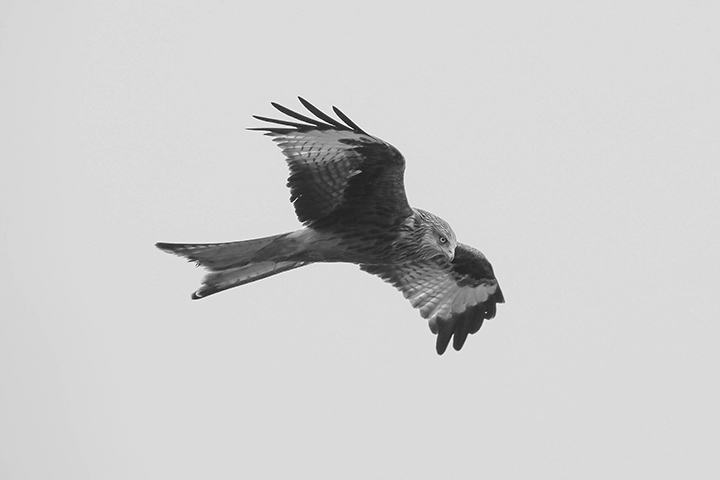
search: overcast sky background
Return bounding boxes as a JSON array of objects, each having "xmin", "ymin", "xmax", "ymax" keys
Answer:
[{"xmin": 2, "ymin": 2, "xmax": 719, "ymax": 479}]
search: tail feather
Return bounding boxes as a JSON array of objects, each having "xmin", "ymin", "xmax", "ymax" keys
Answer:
[
  {"xmin": 156, "ymin": 232, "xmax": 310, "ymax": 298},
  {"xmin": 192, "ymin": 260, "xmax": 308, "ymax": 299},
  {"xmin": 156, "ymin": 233, "xmax": 291, "ymax": 271}
]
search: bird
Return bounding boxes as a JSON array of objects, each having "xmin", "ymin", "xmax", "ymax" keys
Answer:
[{"xmin": 156, "ymin": 97, "xmax": 504, "ymax": 354}]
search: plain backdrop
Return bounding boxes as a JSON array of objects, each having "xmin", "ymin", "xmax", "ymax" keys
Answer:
[{"xmin": 2, "ymin": 1, "xmax": 719, "ymax": 479}]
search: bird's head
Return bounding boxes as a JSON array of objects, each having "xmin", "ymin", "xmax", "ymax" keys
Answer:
[
  {"xmin": 434, "ymin": 222, "xmax": 457, "ymax": 262},
  {"xmin": 415, "ymin": 208, "xmax": 457, "ymax": 262}
]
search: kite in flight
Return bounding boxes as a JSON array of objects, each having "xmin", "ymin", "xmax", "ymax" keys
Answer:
[{"xmin": 156, "ymin": 98, "xmax": 504, "ymax": 354}]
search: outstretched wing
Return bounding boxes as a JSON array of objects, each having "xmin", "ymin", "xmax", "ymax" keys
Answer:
[
  {"xmin": 361, "ymin": 243, "xmax": 504, "ymax": 355},
  {"xmin": 250, "ymin": 97, "xmax": 413, "ymax": 229}
]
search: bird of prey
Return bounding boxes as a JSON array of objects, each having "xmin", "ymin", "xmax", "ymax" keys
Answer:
[{"xmin": 156, "ymin": 98, "xmax": 504, "ymax": 354}]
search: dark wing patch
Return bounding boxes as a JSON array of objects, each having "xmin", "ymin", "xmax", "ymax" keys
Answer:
[
  {"xmin": 361, "ymin": 243, "xmax": 504, "ymax": 355},
  {"xmin": 250, "ymin": 98, "xmax": 413, "ymax": 228}
]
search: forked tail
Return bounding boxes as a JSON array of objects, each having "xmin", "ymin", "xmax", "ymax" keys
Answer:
[{"xmin": 156, "ymin": 233, "xmax": 309, "ymax": 298}]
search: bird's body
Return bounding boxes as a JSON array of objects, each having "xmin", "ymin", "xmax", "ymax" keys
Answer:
[{"xmin": 157, "ymin": 98, "xmax": 504, "ymax": 354}]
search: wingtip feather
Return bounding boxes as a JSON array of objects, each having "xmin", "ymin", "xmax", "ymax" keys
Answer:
[
  {"xmin": 436, "ymin": 329, "xmax": 452, "ymax": 355},
  {"xmin": 332, "ymin": 106, "xmax": 366, "ymax": 134}
]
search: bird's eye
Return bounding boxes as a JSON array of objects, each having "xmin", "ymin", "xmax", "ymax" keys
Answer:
[{"xmin": 439, "ymin": 236, "xmax": 447, "ymax": 244}]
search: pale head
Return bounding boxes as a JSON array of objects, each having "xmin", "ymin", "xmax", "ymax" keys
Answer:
[{"xmin": 414, "ymin": 208, "xmax": 458, "ymax": 261}]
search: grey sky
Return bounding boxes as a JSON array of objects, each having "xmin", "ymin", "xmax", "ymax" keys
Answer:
[{"xmin": 2, "ymin": 1, "xmax": 719, "ymax": 478}]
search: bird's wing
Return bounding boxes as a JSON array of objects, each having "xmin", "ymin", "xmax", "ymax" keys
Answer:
[
  {"xmin": 360, "ymin": 243, "xmax": 504, "ymax": 355},
  {"xmin": 250, "ymin": 97, "xmax": 413, "ymax": 228}
]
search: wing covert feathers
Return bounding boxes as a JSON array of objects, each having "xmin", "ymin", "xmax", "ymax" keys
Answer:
[
  {"xmin": 361, "ymin": 243, "xmax": 504, "ymax": 355},
  {"xmin": 251, "ymin": 97, "xmax": 412, "ymax": 227}
]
